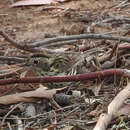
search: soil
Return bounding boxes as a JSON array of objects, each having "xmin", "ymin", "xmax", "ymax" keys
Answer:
[{"xmin": 0, "ymin": 0, "xmax": 117, "ymax": 41}]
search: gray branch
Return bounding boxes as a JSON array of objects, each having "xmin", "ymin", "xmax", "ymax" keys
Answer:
[{"xmin": 27, "ymin": 33, "xmax": 130, "ymax": 48}]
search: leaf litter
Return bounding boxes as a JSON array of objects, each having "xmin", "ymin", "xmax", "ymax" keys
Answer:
[{"xmin": 0, "ymin": 0, "xmax": 130, "ymax": 129}]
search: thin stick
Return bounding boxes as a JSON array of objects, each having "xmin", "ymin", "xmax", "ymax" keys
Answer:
[{"xmin": 0, "ymin": 56, "xmax": 25, "ymax": 63}]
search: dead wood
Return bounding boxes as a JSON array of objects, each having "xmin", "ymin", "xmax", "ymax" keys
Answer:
[
  {"xmin": 0, "ymin": 69, "xmax": 128, "ymax": 85},
  {"xmin": 0, "ymin": 86, "xmax": 67, "ymax": 109}
]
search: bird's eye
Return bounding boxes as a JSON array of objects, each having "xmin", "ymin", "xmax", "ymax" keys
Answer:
[{"xmin": 34, "ymin": 59, "xmax": 39, "ymax": 64}]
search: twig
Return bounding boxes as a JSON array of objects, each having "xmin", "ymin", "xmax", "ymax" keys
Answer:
[
  {"xmin": 0, "ymin": 69, "xmax": 129, "ymax": 85},
  {"xmin": 95, "ymin": 15, "xmax": 130, "ymax": 25},
  {"xmin": 114, "ymin": 0, "xmax": 128, "ymax": 8},
  {"xmin": 79, "ymin": 40, "xmax": 106, "ymax": 52},
  {"xmin": 50, "ymin": 98, "xmax": 61, "ymax": 110},
  {"xmin": 0, "ymin": 56, "xmax": 25, "ymax": 63},
  {"xmin": 109, "ymin": 42, "xmax": 118, "ymax": 60},
  {"xmin": 43, "ymin": 40, "xmax": 78, "ymax": 47}
]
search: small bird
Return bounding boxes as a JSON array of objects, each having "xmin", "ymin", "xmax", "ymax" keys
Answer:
[{"xmin": 25, "ymin": 52, "xmax": 88, "ymax": 76}]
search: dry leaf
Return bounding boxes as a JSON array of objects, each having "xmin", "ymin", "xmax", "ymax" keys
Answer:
[
  {"xmin": 11, "ymin": 0, "xmax": 57, "ymax": 7},
  {"xmin": 0, "ymin": 86, "xmax": 67, "ymax": 105},
  {"xmin": 11, "ymin": 0, "xmax": 70, "ymax": 7}
]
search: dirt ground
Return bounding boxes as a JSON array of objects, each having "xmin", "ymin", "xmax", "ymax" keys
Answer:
[
  {"xmin": 0, "ymin": 0, "xmax": 130, "ymax": 129},
  {"xmin": 0, "ymin": 0, "xmax": 117, "ymax": 41}
]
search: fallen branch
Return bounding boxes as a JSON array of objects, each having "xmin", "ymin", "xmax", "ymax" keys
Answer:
[
  {"xmin": 1, "ymin": 31, "xmax": 130, "ymax": 50},
  {"xmin": 0, "ymin": 87, "xmax": 67, "ymax": 109},
  {"xmin": 27, "ymin": 33, "xmax": 130, "ymax": 48},
  {"xmin": 0, "ymin": 69, "xmax": 129, "ymax": 85}
]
